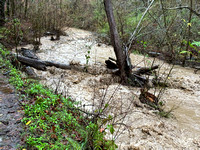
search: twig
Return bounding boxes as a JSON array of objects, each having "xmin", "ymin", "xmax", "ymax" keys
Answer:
[
  {"xmin": 126, "ymin": 0, "xmax": 155, "ymax": 51},
  {"xmin": 54, "ymin": 74, "xmax": 64, "ymax": 94},
  {"xmin": 157, "ymin": 64, "xmax": 174, "ymax": 100},
  {"xmin": 165, "ymin": 6, "xmax": 200, "ymax": 17}
]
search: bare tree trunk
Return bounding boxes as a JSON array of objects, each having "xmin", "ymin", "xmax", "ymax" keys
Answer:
[
  {"xmin": 24, "ymin": 0, "xmax": 28, "ymax": 18},
  {"xmin": 104, "ymin": 0, "xmax": 130, "ymax": 83},
  {"xmin": 6, "ymin": 0, "xmax": 10, "ymax": 17},
  {"xmin": 0, "ymin": 0, "xmax": 6, "ymax": 26},
  {"xmin": 10, "ymin": 0, "xmax": 15, "ymax": 17}
]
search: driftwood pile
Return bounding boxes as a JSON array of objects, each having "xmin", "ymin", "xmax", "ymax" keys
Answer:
[
  {"xmin": 105, "ymin": 57, "xmax": 161, "ymax": 105},
  {"xmin": 105, "ymin": 57, "xmax": 159, "ymax": 87},
  {"xmin": 13, "ymin": 48, "xmax": 159, "ymax": 88}
]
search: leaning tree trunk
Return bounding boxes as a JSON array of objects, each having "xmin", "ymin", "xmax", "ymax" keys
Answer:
[
  {"xmin": 0, "ymin": 0, "xmax": 6, "ymax": 26},
  {"xmin": 104, "ymin": 0, "xmax": 131, "ymax": 83}
]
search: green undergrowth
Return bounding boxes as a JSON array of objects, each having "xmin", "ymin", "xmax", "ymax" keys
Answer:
[{"xmin": 0, "ymin": 44, "xmax": 117, "ymax": 150}]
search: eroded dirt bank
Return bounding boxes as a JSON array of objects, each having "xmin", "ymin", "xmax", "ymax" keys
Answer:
[{"xmin": 22, "ymin": 28, "xmax": 200, "ymax": 149}]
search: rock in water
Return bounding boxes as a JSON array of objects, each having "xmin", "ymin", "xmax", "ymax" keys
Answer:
[
  {"xmin": 20, "ymin": 48, "xmax": 39, "ymax": 59},
  {"xmin": 105, "ymin": 60, "xmax": 118, "ymax": 69}
]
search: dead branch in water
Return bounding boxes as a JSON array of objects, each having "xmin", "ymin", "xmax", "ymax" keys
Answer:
[
  {"xmin": 17, "ymin": 55, "xmax": 47, "ymax": 71},
  {"xmin": 11, "ymin": 54, "xmax": 84, "ymax": 71},
  {"xmin": 106, "ymin": 58, "xmax": 159, "ymax": 75},
  {"xmin": 133, "ymin": 65, "xmax": 159, "ymax": 75}
]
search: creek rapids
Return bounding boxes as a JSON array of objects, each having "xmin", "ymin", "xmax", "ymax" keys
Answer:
[{"xmin": 21, "ymin": 28, "xmax": 200, "ymax": 149}]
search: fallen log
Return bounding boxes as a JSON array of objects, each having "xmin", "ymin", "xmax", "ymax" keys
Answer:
[
  {"xmin": 13, "ymin": 48, "xmax": 71, "ymax": 70},
  {"xmin": 15, "ymin": 55, "xmax": 82, "ymax": 71},
  {"xmin": 133, "ymin": 65, "xmax": 159, "ymax": 75},
  {"xmin": 17, "ymin": 55, "xmax": 47, "ymax": 71},
  {"xmin": 45, "ymin": 61, "xmax": 71, "ymax": 69}
]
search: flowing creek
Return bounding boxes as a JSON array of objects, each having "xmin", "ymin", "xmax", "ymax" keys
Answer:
[{"xmin": 22, "ymin": 28, "xmax": 200, "ymax": 149}]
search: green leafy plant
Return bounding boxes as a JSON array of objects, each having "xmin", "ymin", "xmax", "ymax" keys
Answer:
[
  {"xmin": 141, "ymin": 41, "xmax": 147, "ymax": 49},
  {"xmin": 192, "ymin": 41, "xmax": 200, "ymax": 57},
  {"xmin": 180, "ymin": 40, "xmax": 200, "ymax": 60},
  {"xmin": 192, "ymin": 41, "xmax": 200, "ymax": 47},
  {"xmin": 84, "ymin": 49, "xmax": 91, "ymax": 72}
]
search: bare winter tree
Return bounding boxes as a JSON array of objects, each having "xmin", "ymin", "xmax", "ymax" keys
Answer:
[
  {"xmin": 104, "ymin": 0, "xmax": 131, "ymax": 83},
  {"xmin": 0, "ymin": 0, "xmax": 6, "ymax": 26}
]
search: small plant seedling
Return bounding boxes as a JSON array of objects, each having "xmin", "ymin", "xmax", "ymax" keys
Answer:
[{"xmin": 84, "ymin": 50, "xmax": 91, "ymax": 72}]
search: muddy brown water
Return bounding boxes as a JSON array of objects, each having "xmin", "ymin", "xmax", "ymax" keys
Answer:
[{"xmin": 21, "ymin": 28, "xmax": 200, "ymax": 149}]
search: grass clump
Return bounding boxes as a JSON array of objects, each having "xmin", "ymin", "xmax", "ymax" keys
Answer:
[{"xmin": 0, "ymin": 44, "xmax": 117, "ymax": 150}]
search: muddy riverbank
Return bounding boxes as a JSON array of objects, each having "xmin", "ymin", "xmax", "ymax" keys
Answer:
[{"xmin": 21, "ymin": 28, "xmax": 200, "ymax": 149}]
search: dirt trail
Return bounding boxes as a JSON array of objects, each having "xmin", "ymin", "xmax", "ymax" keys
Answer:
[
  {"xmin": 0, "ymin": 73, "xmax": 23, "ymax": 150},
  {"xmin": 23, "ymin": 28, "xmax": 200, "ymax": 149}
]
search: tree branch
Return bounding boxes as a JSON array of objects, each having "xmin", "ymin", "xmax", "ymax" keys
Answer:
[
  {"xmin": 104, "ymin": 0, "xmax": 130, "ymax": 82},
  {"xmin": 165, "ymin": 6, "xmax": 200, "ymax": 17},
  {"xmin": 126, "ymin": 0, "xmax": 155, "ymax": 51}
]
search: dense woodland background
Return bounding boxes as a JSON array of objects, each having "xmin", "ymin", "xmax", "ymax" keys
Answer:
[{"xmin": 0, "ymin": 0, "xmax": 200, "ymax": 64}]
